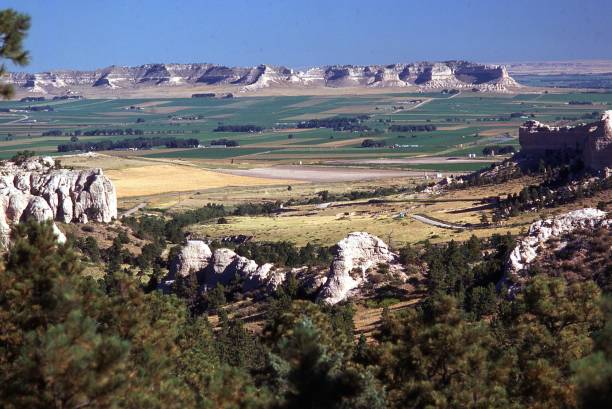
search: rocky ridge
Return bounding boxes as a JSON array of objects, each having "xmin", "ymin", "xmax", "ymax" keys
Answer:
[
  {"xmin": 169, "ymin": 240, "xmax": 284, "ymax": 292},
  {"xmin": 8, "ymin": 61, "xmax": 518, "ymax": 95},
  {"xmin": 0, "ymin": 156, "xmax": 117, "ymax": 247},
  {"xmin": 169, "ymin": 232, "xmax": 406, "ymax": 303},
  {"xmin": 506, "ymin": 208, "xmax": 610, "ymax": 284}
]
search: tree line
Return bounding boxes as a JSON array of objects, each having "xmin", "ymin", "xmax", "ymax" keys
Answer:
[
  {"xmin": 297, "ymin": 116, "xmax": 371, "ymax": 132},
  {"xmin": 0, "ymin": 105, "xmax": 54, "ymax": 112},
  {"xmin": 213, "ymin": 124, "xmax": 263, "ymax": 132},
  {"xmin": 388, "ymin": 124, "xmax": 437, "ymax": 132},
  {"xmin": 481, "ymin": 145, "xmax": 516, "ymax": 155},
  {"xmin": 210, "ymin": 138, "xmax": 240, "ymax": 147},
  {"xmin": 361, "ymin": 138, "xmax": 386, "ymax": 148},
  {"xmin": 57, "ymin": 136, "xmax": 200, "ymax": 152}
]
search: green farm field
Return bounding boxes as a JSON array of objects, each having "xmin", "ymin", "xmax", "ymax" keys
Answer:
[{"xmin": 0, "ymin": 90, "xmax": 610, "ymax": 168}]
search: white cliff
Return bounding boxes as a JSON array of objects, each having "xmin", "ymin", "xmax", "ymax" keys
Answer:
[
  {"xmin": 170, "ymin": 232, "xmax": 405, "ymax": 302},
  {"xmin": 170, "ymin": 240, "xmax": 212, "ymax": 278},
  {"xmin": 8, "ymin": 61, "xmax": 519, "ymax": 96},
  {"xmin": 0, "ymin": 156, "xmax": 117, "ymax": 247}
]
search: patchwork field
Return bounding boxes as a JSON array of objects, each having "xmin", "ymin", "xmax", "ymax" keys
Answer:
[{"xmin": 1, "ymin": 90, "xmax": 609, "ymax": 168}]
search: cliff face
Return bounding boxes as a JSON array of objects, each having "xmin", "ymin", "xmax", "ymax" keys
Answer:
[
  {"xmin": 0, "ymin": 157, "xmax": 117, "ymax": 247},
  {"xmin": 519, "ymin": 110, "xmax": 612, "ymax": 171},
  {"xmin": 8, "ymin": 61, "xmax": 518, "ymax": 95}
]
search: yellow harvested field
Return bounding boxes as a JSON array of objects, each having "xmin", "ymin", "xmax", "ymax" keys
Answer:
[{"xmin": 106, "ymin": 164, "xmax": 298, "ymax": 197}]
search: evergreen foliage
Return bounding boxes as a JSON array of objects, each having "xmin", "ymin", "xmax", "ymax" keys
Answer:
[{"xmin": 0, "ymin": 221, "xmax": 608, "ymax": 408}]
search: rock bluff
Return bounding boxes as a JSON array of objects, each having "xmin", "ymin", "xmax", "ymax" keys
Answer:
[
  {"xmin": 519, "ymin": 110, "xmax": 612, "ymax": 171},
  {"xmin": 8, "ymin": 61, "xmax": 518, "ymax": 95},
  {"xmin": 317, "ymin": 232, "xmax": 401, "ymax": 304},
  {"xmin": 0, "ymin": 156, "xmax": 117, "ymax": 247},
  {"xmin": 169, "ymin": 240, "xmax": 283, "ymax": 292},
  {"xmin": 506, "ymin": 208, "xmax": 610, "ymax": 283}
]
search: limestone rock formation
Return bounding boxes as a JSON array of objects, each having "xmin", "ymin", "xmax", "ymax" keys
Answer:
[
  {"xmin": 0, "ymin": 156, "xmax": 117, "ymax": 247},
  {"xmin": 318, "ymin": 232, "xmax": 402, "ymax": 305},
  {"xmin": 168, "ymin": 240, "xmax": 285, "ymax": 291},
  {"xmin": 169, "ymin": 232, "xmax": 406, "ymax": 303},
  {"xmin": 7, "ymin": 61, "xmax": 518, "ymax": 96},
  {"xmin": 207, "ymin": 248, "xmax": 258, "ymax": 286},
  {"xmin": 519, "ymin": 110, "xmax": 612, "ymax": 171},
  {"xmin": 170, "ymin": 240, "xmax": 212, "ymax": 278},
  {"xmin": 507, "ymin": 208, "xmax": 610, "ymax": 281}
]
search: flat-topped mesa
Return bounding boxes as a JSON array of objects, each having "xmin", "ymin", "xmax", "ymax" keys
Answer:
[
  {"xmin": 519, "ymin": 110, "xmax": 612, "ymax": 171},
  {"xmin": 0, "ymin": 156, "xmax": 117, "ymax": 247},
  {"xmin": 7, "ymin": 60, "xmax": 518, "ymax": 95}
]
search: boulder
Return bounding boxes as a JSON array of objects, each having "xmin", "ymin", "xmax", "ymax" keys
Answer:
[
  {"xmin": 207, "ymin": 248, "xmax": 258, "ymax": 287},
  {"xmin": 318, "ymin": 232, "xmax": 400, "ymax": 304},
  {"xmin": 243, "ymin": 263, "xmax": 285, "ymax": 292}
]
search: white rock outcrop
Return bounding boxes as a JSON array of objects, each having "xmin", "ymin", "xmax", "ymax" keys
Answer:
[
  {"xmin": 208, "ymin": 248, "xmax": 259, "ymax": 286},
  {"xmin": 170, "ymin": 232, "xmax": 406, "ymax": 302},
  {"xmin": 0, "ymin": 156, "xmax": 117, "ymax": 247},
  {"xmin": 170, "ymin": 240, "xmax": 212, "ymax": 278},
  {"xmin": 169, "ymin": 240, "xmax": 286, "ymax": 291},
  {"xmin": 507, "ymin": 208, "xmax": 610, "ymax": 277},
  {"xmin": 318, "ymin": 232, "xmax": 400, "ymax": 305}
]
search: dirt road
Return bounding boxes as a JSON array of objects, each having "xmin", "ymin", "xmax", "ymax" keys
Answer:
[{"xmin": 410, "ymin": 214, "xmax": 467, "ymax": 229}]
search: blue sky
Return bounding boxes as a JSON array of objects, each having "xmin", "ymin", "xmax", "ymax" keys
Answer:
[{"xmin": 4, "ymin": 0, "xmax": 612, "ymax": 72}]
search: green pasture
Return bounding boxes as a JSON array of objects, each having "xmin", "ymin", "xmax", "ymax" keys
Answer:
[{"xmin": 0, "ymin": 91, "xmax": 606, "ymax": 170}]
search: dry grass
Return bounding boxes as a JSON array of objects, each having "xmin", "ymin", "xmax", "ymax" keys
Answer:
[
  {"xmin": 188, "ymin": 176, "xmax": 596, "ymax": 247},
  {"xmin": 353, "ymin": 299, "xmax": 421, "ymax": 340},
  {"xmin": 105, "ymin": 164, "xmax": 299, "ymax": 198}
]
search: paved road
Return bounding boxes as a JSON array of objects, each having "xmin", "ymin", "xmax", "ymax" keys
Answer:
[
  {"xmin": 410, "ymin": 214, "xmax": 467, "ymax": 230},
  {"xmin": 120, "ymin": 202, "xmax": 147, "ymax": 218}
]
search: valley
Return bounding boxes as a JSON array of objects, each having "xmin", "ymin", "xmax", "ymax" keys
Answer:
[
  {"xmin": 1, "ymin": 88, "xmax": 610, "ymax": 249},
  {"xmin": 1, "ymin": 0, "xmax": 611, "ymax": 406}
]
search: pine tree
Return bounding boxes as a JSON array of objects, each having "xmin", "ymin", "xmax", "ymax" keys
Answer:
[
  {"xmin": 0, "ymin": 221, "xmax": 130, "ymax": 408},
  {"xmin": 0, "ymin": 9, "xmax": 30, "ymax": 99},
  {"xmin": 375, "ymin": 295, "xmax": 512, "ymax": 408},
  {"xmin": 572, "ymin": 298, "xmax": 612, "ymax": 408},
  {"xmin": 270, "ymin": 318, "xmax": 385, "ymax": 409}
]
